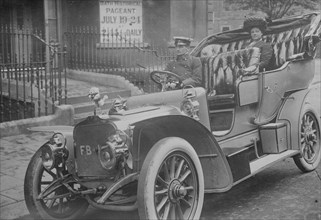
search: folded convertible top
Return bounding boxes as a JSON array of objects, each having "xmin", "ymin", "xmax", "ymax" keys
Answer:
[{"xmin": 192, "ymin": 12, "xmax": 320, "ymax": 55}]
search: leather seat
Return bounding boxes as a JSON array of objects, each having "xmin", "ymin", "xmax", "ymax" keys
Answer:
[
  {"xmin": 203, "ymin": 47, "xmax": 260, "ymax": 96},
  {"xmin": 200, "ymin": 13, "xmax": 320, "ymax": 71},
  {"xmin": 264, "ymin": 26, "xmax": 309, "ymax": 67}
]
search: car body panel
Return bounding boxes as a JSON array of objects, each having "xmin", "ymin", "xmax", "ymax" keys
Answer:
[
  {"xmin": 255, "ymin": 59, "xmax": 315, "ymax": 125},
  {"xmin": 131, "ymin": 115, "xmax": 234, "ymax": 192},
  {"xmin": 124, "ymin": 88, "xmax": 211, "ymax": 130},
  {"xmin": 212, "ymin": 58, "xmax": 317, "ymax": 152},
  {"xmin": 277, "ymin": 79, "xmax": 321, "ymax": 151},
  {"xmin": 24, "ymin": 12, "xmax": 321, "ymax": 219}
]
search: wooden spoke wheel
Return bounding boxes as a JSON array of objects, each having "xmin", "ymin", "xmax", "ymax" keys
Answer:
[
  {"xmin": 24, "ymin": 148, "xmax": 88, "ymax": 220},
  {"xmin": 294, "ymin": 108, "xmax": 321, "ymax": 172},
  {"xmin": 138, "ymin": 137, "xmax": 204, "ymax": 220}
]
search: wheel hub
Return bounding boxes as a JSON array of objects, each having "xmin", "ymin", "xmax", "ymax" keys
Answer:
[
  {"xmin": 300, "ymin": 114, "xmax": 320, "ymax": 163},
  {"xmin": 168, "ymin": 179, "xmax": 186, "ymax": 203},
  {"xmin": 303, "ymin": 125, "xmax": 314, "ymax": 143},
  {"xmin": 302, "ymin": 123, "xmax": 317, "ymax": 149},
  {"xmin": 305, "ymin": 133, "xmax": 315, "ymax": 145}
]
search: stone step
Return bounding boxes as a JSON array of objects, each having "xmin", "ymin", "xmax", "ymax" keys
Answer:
[
  {"xmin": 73, "ymin": 99, "xmax": 115, "ymax": 115},
  {"xmin": 64, "ymin": 78, "xmax": 130, "ymax": 100},
  {"xmin": 74, "ymin": 112, "xmax": 95, "ymax": 124},
  {"xmin": 73, "ymin": 104, "xmax": 114, "ymax": 124},
  {"xmin": 67, "ymin": 89, "xmax": 130, "ymax": 105},
  {"xmin": 62, "ymin": 77, "xmax": 132, "ymax": 124},
  {"xmin": 73, "ymin": 94, "xmax": 130, "ymax": 124}
]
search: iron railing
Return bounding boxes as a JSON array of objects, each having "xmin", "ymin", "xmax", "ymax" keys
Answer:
[
  {"xmin": 0, "ymin": 25, "xmax": 67, "ymax": 122},
  {"xmin": 64, "ymin": 27, "xmax": 176, "ymax": 93}
]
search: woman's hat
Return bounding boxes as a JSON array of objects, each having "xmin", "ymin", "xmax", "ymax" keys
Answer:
[{"xmin": 243, "ymin": 16, "xmax": 267, "ymax": 33}]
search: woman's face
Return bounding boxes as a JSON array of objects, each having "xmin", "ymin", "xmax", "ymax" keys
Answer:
[{"xmin": 250, "ymin": 27, "xmax": 263, "ymax": 41}]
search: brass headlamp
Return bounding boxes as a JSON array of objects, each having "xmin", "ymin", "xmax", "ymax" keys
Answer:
[
  {"xmin": 98, "ymin": 130, "xmax": 130, "ymax": 170},
  {"xmin": 41, "ymin": 133, "xmax": 68, "ymax": 170}
]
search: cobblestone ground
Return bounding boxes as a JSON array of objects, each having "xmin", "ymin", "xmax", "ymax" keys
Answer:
[
  {"xmin": 0, "ymin": 132, "xmax": 52, "ymax": 220},
  {"xmin": 0, "ymin": 131, "xmax": 320, "ymax": 220},
  {"xmin": 0, "ymin": 60, "xmax": 320, "ymax": 220}
]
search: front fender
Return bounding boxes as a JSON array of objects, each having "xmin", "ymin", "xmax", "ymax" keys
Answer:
[{"xmin": 132, "ymin": 115, "xmax": 233, "ymax": 193}]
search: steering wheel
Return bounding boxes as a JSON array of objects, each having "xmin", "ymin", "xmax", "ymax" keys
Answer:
[{"xmin": 150, "ymin": 70, "xmax": 183, "ymax": 92}]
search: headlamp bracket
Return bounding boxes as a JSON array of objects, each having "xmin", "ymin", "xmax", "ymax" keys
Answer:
[{"xmin": 180, "ymin": 86, "xmax": 200, "ymax": 120}]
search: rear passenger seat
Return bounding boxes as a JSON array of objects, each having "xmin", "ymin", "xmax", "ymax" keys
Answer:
[
  {"xmin": 204, "ymin": 48, "xmax": 260, "ymax": 96},
  {"xmin": 201, "ymin": 13, "xmax": 321, "ymax": 98}
]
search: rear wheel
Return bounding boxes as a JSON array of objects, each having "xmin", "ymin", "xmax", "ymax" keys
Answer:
[
  {"xmin": 138, "ymin": 137, "xmax": 204, "ymax": 220},
  {"xmin": 294, "ymin": 110, "xmax": 321, "ymax": 172},
  {"xmin": 24, "ymin": 148, "xmax": 89, "ymax": 220}
]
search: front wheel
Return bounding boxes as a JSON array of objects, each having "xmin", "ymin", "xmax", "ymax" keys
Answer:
[
  {"xmin": 24, "ymin": 147, "xmax": 89, "ymax": 220},
  {"xmin": 138, "ymin": 137, "xmax": 204, "ymax": 220},
  {"xmin": 293, "ymin": 109, "xmax": 321, "ymax": 172}
]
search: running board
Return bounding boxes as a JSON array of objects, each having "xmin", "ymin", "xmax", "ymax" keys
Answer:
[{"xmin": 233, "ymin": 150, "xmax": 299, "ymax": 186}]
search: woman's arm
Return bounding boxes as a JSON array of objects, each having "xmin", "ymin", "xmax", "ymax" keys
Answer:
[{"xmin": 258, "ymin": 42, "xmax": 273, "ymax": 70}]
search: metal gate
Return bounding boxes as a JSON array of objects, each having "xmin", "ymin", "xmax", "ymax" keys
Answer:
[{"xmin": 0, "ymin": 25, "xmax": 67, "ymax": 123}]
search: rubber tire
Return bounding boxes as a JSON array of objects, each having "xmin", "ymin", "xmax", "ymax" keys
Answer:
[
  {"xmin": 24, "ymin": 147, "xmax": 89, "ymax": 220},
  {"xmin": 138, "ymin": 137, "xmax": 204, "ymax": 220},
  {"xmin": 293, "ymin": 107, "xmax": 321, "ymax": 172}
]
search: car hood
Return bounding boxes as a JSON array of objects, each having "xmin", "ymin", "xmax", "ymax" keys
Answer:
[
  {"xmin": 108, "ymin": 105, "xmax": 182, "ymax": 130},
  {"xmin": 28, "ymin": 105, "xmax": 181, "ymax": 134}
]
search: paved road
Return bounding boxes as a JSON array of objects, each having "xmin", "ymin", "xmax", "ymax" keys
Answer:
[
  {"xmin": 0, "ymin": 59, "xmax": 320, "ymax": 219},
  {"xmin": 0, "ymin": 131, "xmax": 320, "ymax": 220},
  {"xmin": 82, "ymin": 160, "xmax": 321, "ymax": 220},
  {"xmin": 0, "ymin": 132, "xmax": 52, "ymax": 220}
]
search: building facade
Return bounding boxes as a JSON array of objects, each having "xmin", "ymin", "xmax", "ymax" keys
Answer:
[
  {"xmin": 63, "ymin": 0, "xmax": 209, "ymax": 47},
  {"xmin": 0, "ymin": 0, "xmax": 62, "ymax": 64},
  {"xmin": 1, "ymin": 0, "xmax": 246, "ymax": 50}
]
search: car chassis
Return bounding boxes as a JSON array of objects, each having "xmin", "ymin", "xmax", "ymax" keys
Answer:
[{"xmin": 24, "ymin": 13, "xmax": 321, "ymax": 220}]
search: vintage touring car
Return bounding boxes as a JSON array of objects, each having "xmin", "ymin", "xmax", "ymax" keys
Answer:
[{"xmin": 24, "ymin": 13, "xmax": 321, "ymax": 219}]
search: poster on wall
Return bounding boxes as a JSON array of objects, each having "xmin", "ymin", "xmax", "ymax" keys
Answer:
[{"xmin": 99, "ymin": 1, "xmax": 143, "ymax": 44}]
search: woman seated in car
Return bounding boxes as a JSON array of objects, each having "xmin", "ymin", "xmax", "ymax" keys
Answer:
[{"xmin": 243, "ymin": 16, "xmax": 275, "ymax": 72}]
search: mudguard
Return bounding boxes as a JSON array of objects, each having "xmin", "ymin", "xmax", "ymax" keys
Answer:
[
  {"xmin": 131, "ymin": 115, "xmax": 233, "ymax": 193},
  {"xmin": 277, "ymin": 84, "xmax": 320, "ymax": 151}
]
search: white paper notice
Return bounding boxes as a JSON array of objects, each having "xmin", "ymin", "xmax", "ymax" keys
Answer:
[{"xmin": 99, "ymin": 1, "xmax": 143, "ymax": 43}]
